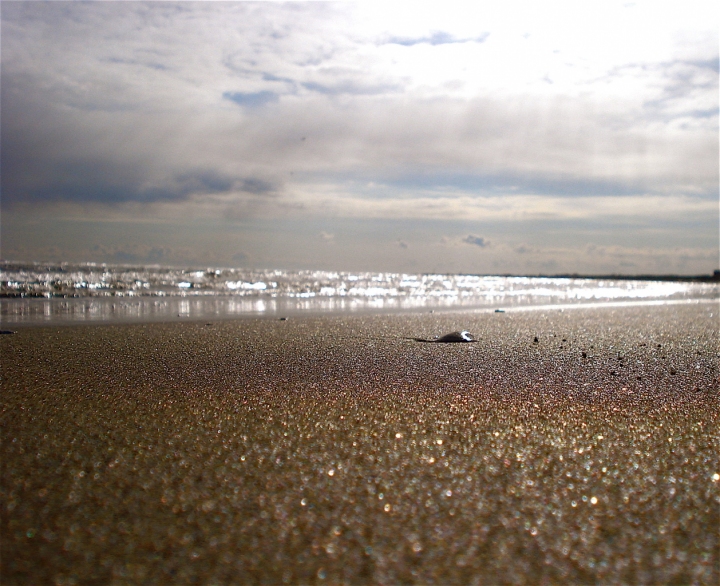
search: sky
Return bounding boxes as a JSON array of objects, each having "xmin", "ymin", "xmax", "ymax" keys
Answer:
[{"xmin": 1, "ymin": 0, "xmax": 718, "ymax": 275}]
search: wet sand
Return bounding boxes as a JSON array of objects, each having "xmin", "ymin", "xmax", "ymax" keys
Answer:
[{"xmin": 2, "ymin": 304, "xmax": 718, "ymax": 584}]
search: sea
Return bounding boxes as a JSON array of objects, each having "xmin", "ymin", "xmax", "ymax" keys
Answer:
[{"xmin": 1, "ymin": 261, "xmax": 717, "ymax": 326}]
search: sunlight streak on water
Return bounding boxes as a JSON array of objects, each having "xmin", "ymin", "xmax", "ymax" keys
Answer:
[{"xmin": 1, "ymin": 261, "xmax": 716, "ymax": 324}]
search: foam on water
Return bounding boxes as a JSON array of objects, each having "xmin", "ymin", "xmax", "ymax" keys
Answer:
[{"xmin": 1, "ymin": 261, "xmax": 717, "ymax": 324}]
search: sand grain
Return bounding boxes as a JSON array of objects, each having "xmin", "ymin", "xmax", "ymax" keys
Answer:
[{"xmin": 2, "ymin": 304, "xmax": 718, "ymax": 584}]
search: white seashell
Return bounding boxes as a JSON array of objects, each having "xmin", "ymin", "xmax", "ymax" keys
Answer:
[{"xmin": 434, "ymin": 330, "xmax": 475, "ymax": 343}]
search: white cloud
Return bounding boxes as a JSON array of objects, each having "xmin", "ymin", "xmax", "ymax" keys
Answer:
[{"xmin": 4, "ymin": 1, "xmax": 716, "ymax": 199}]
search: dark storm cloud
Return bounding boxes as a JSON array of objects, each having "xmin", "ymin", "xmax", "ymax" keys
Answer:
[
  {"xmin": 4, "ymin": 161, "xmax": 258, "ymax": 205},
  {"xmin": 174, "ymin": 171, "xmax": 235, "ymax": 195},
  {"xmin": 0, "ymin": 83, "xmax": 252, "ymax": 205},
  {"xmin": 239, "ymin": 178, "xmax": 275, "ymax": 195},
  {"xmin": 1, "ymin": 68, "xmax": 275, "ymax": 205},
  {"xmin": 0, "ymin": 83, "xmax": 271, "ymax": 205}
]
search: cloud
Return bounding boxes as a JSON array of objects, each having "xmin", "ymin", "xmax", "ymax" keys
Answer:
[
  {"xmin": 239, "ymin": 178, "xmax": 276, "ymax": 195},
  {"xmin": 2, "ymin": 1, "xmax": 716, "ymax": 211},
  {"xmin": 1, "ymin": 1, "xmax": 717, "ymax": 274},
  {"xmin": 285, "ymin": 190, "xmax": 717, "ymax": 224},
  {"xmin": 463, "ymin": 235, "xmax": 490, "ymax": 248}
]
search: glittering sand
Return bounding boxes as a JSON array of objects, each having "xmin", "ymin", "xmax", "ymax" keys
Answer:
[{"xmin": 2, "ymin": 304, "xmax": 719, "ymax": 584}]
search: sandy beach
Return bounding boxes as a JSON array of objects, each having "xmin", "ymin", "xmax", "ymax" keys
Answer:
[{"xmin": 2, "ymin": 303, "xmax": 718, "ymax": 584}]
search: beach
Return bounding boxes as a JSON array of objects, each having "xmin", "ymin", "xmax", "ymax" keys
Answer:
[{"xmin": 2, "ymin": 303, "xmax": 718, "ymax": 584}]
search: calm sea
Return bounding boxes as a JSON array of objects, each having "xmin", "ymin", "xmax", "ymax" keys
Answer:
[{"xmin": 1, "ymin": 261, "xmax": 717, "ymax": 325}]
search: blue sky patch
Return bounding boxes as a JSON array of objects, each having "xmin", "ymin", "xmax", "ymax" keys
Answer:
[
  {"xmin": 223, "ymin": 91, "xmax": 279, "ymax": 108},
  {"xmin": 384, "ymin": 31, "xmax": 489, "ymax": 46}
]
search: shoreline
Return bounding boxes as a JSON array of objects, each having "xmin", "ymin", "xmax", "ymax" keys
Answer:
[
  {"xmin": 3, "ymin": 258, "xmax": 719, "ymax": 283},
  {"xmin": 1, "ymin": 294, "xmax": 716, "ymax": 329},
  {"xmin": 3, "ymin": 303, "xmax": 718, "ymax": 583}
]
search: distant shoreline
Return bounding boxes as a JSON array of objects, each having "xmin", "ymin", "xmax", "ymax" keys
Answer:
[{"xmin": 475, "ymin": 272, "xmax": 720, "ymax": 283}]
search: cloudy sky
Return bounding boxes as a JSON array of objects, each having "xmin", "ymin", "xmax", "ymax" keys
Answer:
[{"xmin": 2, "ymin": 1, "xmax": 718, "ymax": 274}]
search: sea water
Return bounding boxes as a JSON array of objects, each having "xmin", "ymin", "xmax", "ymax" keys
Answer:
[{"xmin": 1, "ymin": 261, "xmax": 717, "ymax": 325}]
